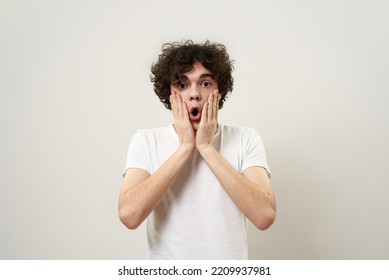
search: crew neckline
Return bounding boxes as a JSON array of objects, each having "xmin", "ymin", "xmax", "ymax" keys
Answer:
[{"xmin": 169, "ymin": 123, "xmax": 222, "ymax": 139}]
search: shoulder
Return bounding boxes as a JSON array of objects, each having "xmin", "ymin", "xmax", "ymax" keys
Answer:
[
  {"xmin": 219, "ymin": 124, "xmax": 259, "ymax": 137},
  {"xmin": 219, "ymin": 125, "xmax": 264, "ymax": 148},
  {"xmin": 130, "ymin": 125, "xmax": 177, "ymax": 148},
  {"xmin": 134, "ymin": 125, "xmax": 175, "ymax": 137}
]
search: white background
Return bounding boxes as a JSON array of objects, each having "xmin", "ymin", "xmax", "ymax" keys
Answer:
[{"xmin": 1, "ymin": 0, "xmax": 388, "ymax": 259}]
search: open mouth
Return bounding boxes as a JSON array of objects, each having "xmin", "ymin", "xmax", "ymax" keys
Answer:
[{"xmin": 191, "ymin": 108, "xmax": 199, "ymax": 117}]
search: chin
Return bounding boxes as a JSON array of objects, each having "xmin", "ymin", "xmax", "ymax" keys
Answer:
[{"xmin": 192, "ymin": 123, "xmax": 200, "ymax": 131}]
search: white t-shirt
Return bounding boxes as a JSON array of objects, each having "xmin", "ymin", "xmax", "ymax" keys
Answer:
[{"xmin": 124, "ymin": 124, "xmax": 270, "ymax": 259}]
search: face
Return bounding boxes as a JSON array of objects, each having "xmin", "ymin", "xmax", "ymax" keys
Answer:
[{"xmin": 170, "ymin": 62, "xmax": 220, "ymax": 130}]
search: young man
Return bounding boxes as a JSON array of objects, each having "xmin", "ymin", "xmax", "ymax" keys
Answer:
[{"xmin": 119, "ymin": 40, "xmax": 276, "ymax": 259}]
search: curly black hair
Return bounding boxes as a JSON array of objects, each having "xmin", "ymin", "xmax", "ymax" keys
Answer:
[{"xmin": 150, "ymin": 40, "xmax": 234, "ymax": 110}]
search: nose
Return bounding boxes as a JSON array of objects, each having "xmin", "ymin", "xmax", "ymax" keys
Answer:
[{"xmin": 189, "ymin": 87, "xmax": 201, "ymax": 100}]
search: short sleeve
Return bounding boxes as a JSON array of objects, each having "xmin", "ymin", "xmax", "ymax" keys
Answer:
[
  {"xmin": 123, "ymin": 130, "xmax": 152, "ymax": 176},
  {"xmin": 241, "ymin": 128, "xmax": 271, "ymax": 178}
]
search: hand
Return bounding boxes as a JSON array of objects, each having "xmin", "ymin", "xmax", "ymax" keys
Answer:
[
  {"xmin": 170, "ymin": 91, "xmax": 196, "ymax": 150},
  {"xmin": 196, "ymin": 90, "xmax": 220, "ymax": 151}
]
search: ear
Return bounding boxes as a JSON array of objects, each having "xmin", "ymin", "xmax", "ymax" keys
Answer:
[{"xmin": 216, "ymin": 89, "xmax": 222, "ymax": 100}]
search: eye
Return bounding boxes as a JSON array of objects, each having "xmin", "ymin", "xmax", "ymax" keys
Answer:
[
  {"xmin": 178, "ymin": 83, "xmax": 187, "ymax": 90},
  {"xmin": 173, "ymin": 81, "xmax": 187, "ymax": 90},
  {"xmin": 201, "ymin": 81, "xmax": 211, "ymax": 87}
]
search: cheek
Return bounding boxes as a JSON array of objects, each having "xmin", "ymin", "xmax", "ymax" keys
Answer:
[
  {"xmin": 204, "ymin": 93, "xmax": 213, "ymax": 102},
  {"xmin": 177, "ymin": 92, "xmax": 185, "ymax": 99},
  {"xmin": 178, "ymin": 96, "xmax": 191, "ymax": 109},
  {"xmin": 174, "ymin": 90, "xmax": 185, "ymax": 99}
]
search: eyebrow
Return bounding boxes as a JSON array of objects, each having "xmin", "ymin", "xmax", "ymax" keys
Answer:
[
  {"xmin": 178, "ymin": 73, "xmax": 215, "ymax": 81},
  {"xmin": 199, "ymin": 73, "xmax": 215, "ymax": 80}
]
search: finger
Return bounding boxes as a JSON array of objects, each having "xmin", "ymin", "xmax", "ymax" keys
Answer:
[
  {"xmin": 208, "ymin": 92, "xmax": 218, "ymax": 122},
  {"xmin": 170, "ymin": 92, "xmax": 178, "ymax": 115},
  {"xmin": 171, "ymin": 92, "xmax": 185, "ymax": 123},
  {"xmin": 176, "ymin": 93, "xmax": 187, "ymax": 119},
  {"xmin": 174, "ymin": 92, "xmax": 181, "ymax": 115},
  {"xmin": 173, "ymin": 93, "xmax": 191, "ymax": 123},
  {"xmin": 171, "ymin": 90, "xmax": 179, "ymax": 105},
  {"xmin": 181, "ymin": 98, "xmax": 190, "ymax": 121},
  {"xmin": 213, "ymin": 91, "xmax": 218, "ymax": 120},
  {"xmin": 213, "ymin": 90, "xmax": 220, "ymax": 121},
  {"xmin": 200, "ymin": 101, "xmax": 208, "ymax": 124},
  {"xmin": 208, "ymin": 93, "xmax": 214, "ymax": 122}
]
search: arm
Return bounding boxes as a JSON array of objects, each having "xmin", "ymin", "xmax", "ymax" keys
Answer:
[
  {"xmin": 119, "ymin": 145, "xmax": 193, "ymax": 229},
  {"xmin": 198, "ymin": 146, "xmax": 276, "ymax": 230},
  {"xmin": 196, "ymin": 91, "xmax": 276, "ymax": 230},
  {"xmin": 118, "ymin": 92, "xmax": 195, "ymax": 229}
]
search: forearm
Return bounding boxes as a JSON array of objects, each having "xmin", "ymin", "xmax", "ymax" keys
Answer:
[
  {"xmin": 119, "ymin": 144, "xmax": 193, "ymax": 229},
  {"xmin": 198, "ymin": 145, "xmax": 276, "ymax": 230}
]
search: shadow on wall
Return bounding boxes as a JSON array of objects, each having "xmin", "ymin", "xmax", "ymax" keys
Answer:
[{"xmin": 247, "ymin": 144, "xmax": 331, "ymax": 260}]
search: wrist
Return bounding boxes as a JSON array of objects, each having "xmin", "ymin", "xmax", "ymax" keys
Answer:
[
  {"xmin": 197, "ymin": 143, "xmax": 215, "ymax": 158},
  {"xmin": 177, "ymin": 143, "xmax": 195, "ymax": 157}
]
